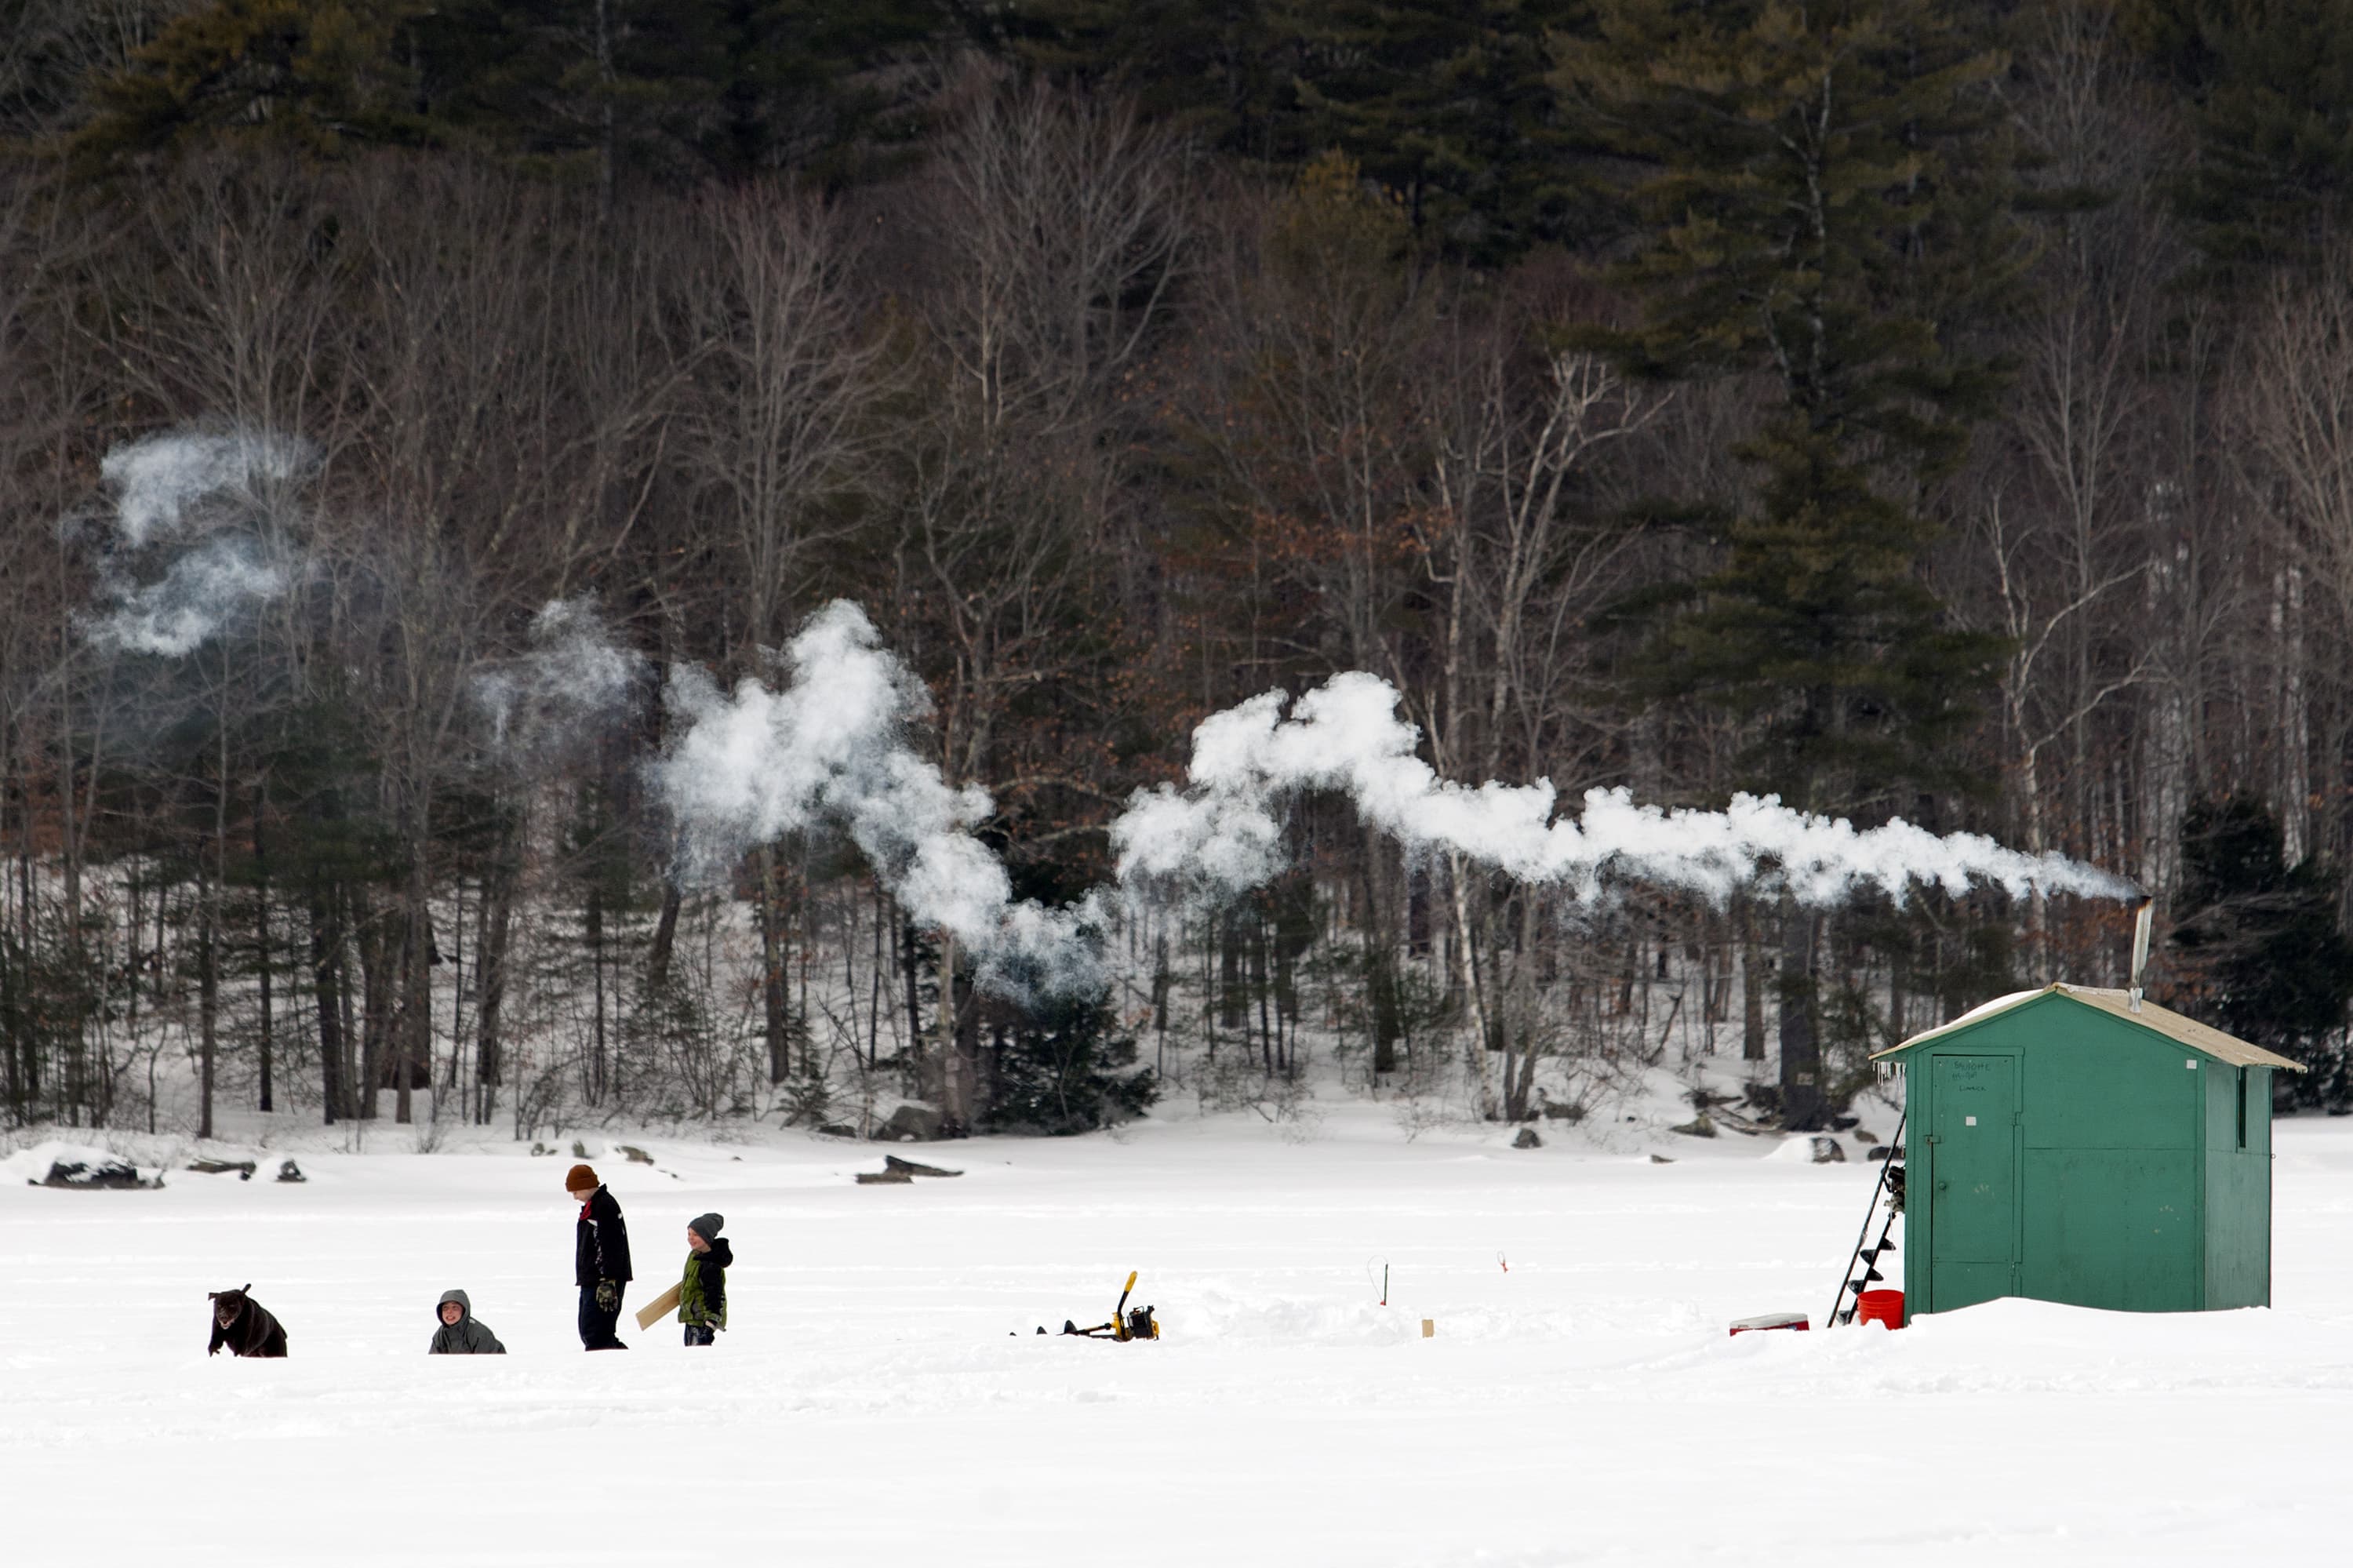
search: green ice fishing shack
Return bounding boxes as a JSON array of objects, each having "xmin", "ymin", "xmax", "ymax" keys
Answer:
[{"xmin": 1867, "ymin": 983, "xmax": 2302, "ymax": 1320}]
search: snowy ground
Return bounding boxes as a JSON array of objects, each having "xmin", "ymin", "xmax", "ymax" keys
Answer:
[{"xmin": 7, "ymin": 1103, "xmax": 2353, "ymax": 1566}]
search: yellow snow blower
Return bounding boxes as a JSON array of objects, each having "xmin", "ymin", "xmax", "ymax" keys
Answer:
[{"xmin": 1038, "ymin": 1270, "xmax": 1161, "ymax": 1341}]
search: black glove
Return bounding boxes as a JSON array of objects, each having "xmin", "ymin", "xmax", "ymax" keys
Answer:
[{"xmin": 595, "ymin": 1279, "xmax": 620, "ymax": 1313}]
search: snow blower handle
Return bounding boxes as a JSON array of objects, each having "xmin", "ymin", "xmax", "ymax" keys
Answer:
[{"xmin": 1111, "ymin": 1271, "xmax": 1138, "ymax": 1341}]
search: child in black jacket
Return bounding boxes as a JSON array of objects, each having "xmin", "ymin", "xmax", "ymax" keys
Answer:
[{"xmin": 566, "ymin": 1164, "xmax": 632, "ymax": 1351}]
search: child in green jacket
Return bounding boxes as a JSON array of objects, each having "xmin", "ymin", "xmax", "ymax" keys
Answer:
[{"xmin": 679, "ymin": 1213, "xmax": 731, "ymax": 1348}]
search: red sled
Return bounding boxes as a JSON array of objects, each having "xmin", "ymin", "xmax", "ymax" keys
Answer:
[{"xmin": 1728, "ymin": 1312, "xmax": 1809, "ymax": 1337}]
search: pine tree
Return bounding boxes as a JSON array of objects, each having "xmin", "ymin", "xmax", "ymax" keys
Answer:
[
  {"xmin": 981, "ymin": 990, "xmax": 1158, "ymax": 1134},
  {"xmin": 2123, "ymin": 0, "xmax": 2353, "ymax": 275},
  {"xmin": 1009, "ymin": 1, "xmax": 1590, "ymax": 262},
  {"xmin": 683, "ymin": 0, "xmax": 944, "ymax": 182},
  {"xmin": 1278, "ymin": 0, "xmax": 1586, "ymax": 264},
  {"xmin": 72, "ymin": 0, "xmax": 433, "ymax": 169},
  {"xmin": 1002, "ymin": 1, "xmax": 1300, "ymax": 161},
  {"xmin": 2174, "ymin": 794, "xmax": 2353, "ymax": 1109},
  {"xmin": 1555, "ymin": 0, "xmax": 2020, "ymax": 1127},
  {"xmin": 406, "ymin": 0, "xmax": 710, "ymax": 202},
  {"xmin": 405, "ymin": 1, "xmax": 947, "ymax": 191}
]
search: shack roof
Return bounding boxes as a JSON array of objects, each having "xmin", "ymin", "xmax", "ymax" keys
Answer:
[{"xmin": 1870, "ymin": 982, "xmax": 2306, "ymax": 1071}]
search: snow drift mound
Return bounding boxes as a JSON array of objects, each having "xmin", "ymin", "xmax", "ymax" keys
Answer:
[{"xmin": 2, "ymin": 1140, "xmax": 165, "ymax": 1189}]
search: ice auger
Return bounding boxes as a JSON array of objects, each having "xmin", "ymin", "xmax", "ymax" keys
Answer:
[{"xmin": 1828, "ymin": 1109, "xmax": 1907, "ymax": 1326}]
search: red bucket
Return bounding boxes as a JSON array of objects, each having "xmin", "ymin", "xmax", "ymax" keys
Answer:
[{"xmin": 1857, "ymin": 1289, "xmax": 1905, "ymax": 1330}]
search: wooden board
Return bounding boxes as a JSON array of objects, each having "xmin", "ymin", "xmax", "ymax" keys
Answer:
[{"xmin": 633, "ymin": 1282, "xmax": 682, "ymax": 1331}]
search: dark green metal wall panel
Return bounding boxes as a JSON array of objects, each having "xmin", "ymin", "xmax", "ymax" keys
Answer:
[
  {"xmin": 1929, "ymin": 1258, "xmax": 2014, "ymax": 1308},
  {"xmin": 2015, "ymin": 1009, "xmax": 2204, "ymax": 1310},
  {"xmin": 2202, "ymin": 1065, "xmax": 2236, "ymax": 1151},
  {"xmin": 2202, "ymin": 1064, "xmax": 2273, "ymax": 1308},
  {"xmin": 2021, "ymin": 1148, "xmax": 2198, "ymax": 1310},
  {"xmin": 2203, "ymin": 1151, "xmax": 2271, "ymax": 1308},
  {"xmin": 2023, "ymin": 1009, "xmax": 2201, "ymax": 1149}
]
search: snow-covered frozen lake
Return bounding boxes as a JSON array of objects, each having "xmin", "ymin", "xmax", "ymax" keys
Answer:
[{"xmin": 8, "ymin": 1108, "xmax": 2353, "ymax": 1566}]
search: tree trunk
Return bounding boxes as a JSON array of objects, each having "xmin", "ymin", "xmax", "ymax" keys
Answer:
[
  {"xmin": 1447, "ymin": 852, "xmax": 1495, "ymax": 1117},
  {"xmin": 593, "ymin": 0, "xmax": 618, "ymax": 221},
  {"xmin": 201, "ymin": 649, "xmax": 231, "ymax": 1139},
  {"xmin": 586, "ymin": 880, "xmax": 606, "ymax": 1104},
  {"xmin": 475, "ymin": 853, "xmax": 514, "ymax": 1126},
  {"xmin": 1741, "ymin": 899, "xmax": 1767, "ymax": 1062},
  {"xmin": 954, "ymin": 959, "xmax": 980, "ymax": 1132},
  {"xmin": 867, "ymin": 886, "xmax": 885, "ymax": 1071},
  {"xmin": 1219, "ymin": 911, "xmax": 1246, "ymax": 1031},
  {"xmin": 900, "ymin": 911, "xmax": 922, "ymax": 1093},
  {"xmin": 1252, "ymin": 914, "xmax": 1272, "ymax": 1072},
  {"xmin": 758, "ymin": 845, "xmax": 788, "ymax": 1084},
  {"xmin": 2275, "ymin": 566, "xmax": 2311, "ymax": 863},
  {"xmin": 1359, "ymin": 854, "xmax": 1402, "ymax": 1077},
  {"xmin": 198, "ymin": 860, "xmax": 218, "ymax": 1141},
  {"xmin": 338, "ymin": 886, "xmax": 360, "ymax": 1115},
  {"xmin": 2020, "ymin": 743, "xmax": 2050, "ymax": 983},
  {"xmin": 57, "ymin": 681, "xmax": 94, "ymax": 1124},
  {"xmin": 1152, "ymin": 931, "xmax": 1171, "ymax": 1079},
  {"xmin": 443, "ymin": 881, "xmax": 463, "ymax": 1094},
  {"xmin": 309, "ymin": 880, "xmax": 345, "ymax": 1125},
  {"xmin": 397, "ymin": 845, "xmax": 431, "ymax": 1126},
  {"xmin": 2141, "ymin": 531, "xmax": 2193, "ymax": 900},
  {"xmin": 6, "ymin": 773, "xmax": 27, "ymax": 1119},
  {"xmin": 358, "ymin": 895, "xmax": 390, "ymax": 1119},
  {"xmin": 937, "ymin": 930, "xmax": 969, "ymax": 1130},
  {"xmin": 1778, "ymin": 900, "xmax": 1824, "ymax": 1130},
  {"xmin": 646, "ymin": 880, "xmax": 682, "ymax": 991},
  {"xmin": 1878, "ymin": 898, "xmax": 1906, "ymax": 1036},
  {"xmin": 253, "ymin": 788, "xmax": 273, "ymax": 1115},
  {"xmin": 5, "ymin": 769, "xmax": 27, "ymax": 1122},
  {"xmin": 1504, "ymin": 889, "xmax": 1540, "ymax": 1119}
]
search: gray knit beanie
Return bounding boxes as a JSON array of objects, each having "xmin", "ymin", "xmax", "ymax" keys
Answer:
[{"xmin": 687, "ymin": 1212, "xmax": 724, "ymax": 1242}]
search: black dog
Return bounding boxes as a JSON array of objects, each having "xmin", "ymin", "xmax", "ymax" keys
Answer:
[{"xmin": 207, "ymin": 1285, "xmax": 289, "ymax": 1358}]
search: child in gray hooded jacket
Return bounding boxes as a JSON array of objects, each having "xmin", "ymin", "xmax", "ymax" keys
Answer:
[{"xmin": 427, "ymin": 1289, "xmax": 507, "ymax": 1354}]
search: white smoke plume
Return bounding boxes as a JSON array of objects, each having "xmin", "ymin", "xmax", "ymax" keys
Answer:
[
  {"xmin": 85, "ymin": 537, "xmax": 293, "ymax": 658},
  {"xmin": 101, "ymin": 430, "xmax": 309, "ymax": 548},
  {"xmin": 653, "ymin": 603, "xmax": 2133, "ymax": 1004},
  {"xmin": 653, "ymin": 602, "xmax": 1107, "ymax": 998},
  {"xmin": 476, "ymin": 597, "xmax": 650, "ymax": 753},
  {"xmin": 80, "ymin": 428, "xmax": 314, "ymax": 656},
  {"xmin": 1112, "ymin": 671, "xmax": 2142, "ymax": 909}
]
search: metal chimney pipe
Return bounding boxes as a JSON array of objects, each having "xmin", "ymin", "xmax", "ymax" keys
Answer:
[{"xmin": 2128, "ymin": 897, "xmax": 2154, "ymax": 1012}]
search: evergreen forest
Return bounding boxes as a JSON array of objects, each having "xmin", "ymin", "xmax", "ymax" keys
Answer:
[{"xmin": 5, "ymin": 0, "xmax": 2353, "ymax": 1143}]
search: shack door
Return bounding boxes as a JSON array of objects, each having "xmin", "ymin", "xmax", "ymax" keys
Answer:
[{"xmin": 1929, "ymin": 1055, "xmax": 2019, "ymax": 1312}]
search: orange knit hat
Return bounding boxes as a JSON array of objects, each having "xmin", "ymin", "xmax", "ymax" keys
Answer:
[{"xmin": 566, "ymin": 1164, "xmax": 599, "ymax": 1194}]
